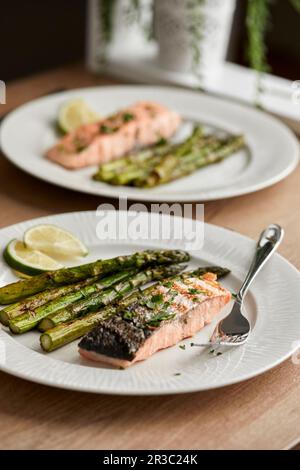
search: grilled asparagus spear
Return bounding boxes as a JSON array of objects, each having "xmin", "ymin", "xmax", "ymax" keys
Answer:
[
  {"xmin": 138, "ymin": 135, "xmax": 245, "ymax": 188},
  {"xmin": 94, "ymin": 126, "xmax": 204, "ymax": 186},
  {"xmin": 9, "ymin": 263, "xmax": 186, "ymax": 334},
  {"xmin": 7, "ymin": 269, "xmax": 137, "ymax": 332},
  {"xmin": 94, "ymin": 139, "xmax": 172, "ymax": 182},
  {"xmin": 0, "ymin": 276, "xmax": 100, "ymax": 326},
  {"xmin": 40, "ymin": 266, "xmax": 230, "ymax": 352},
  {"xmin": 40, "ymin": 291, "xmax": 142, "ymax": 352},
  {"xmin": 38, "ymin": 263, "xmax": 189, "ymax": 331},
  {"xmin": 0, "ymin": 249, "xmax": 189, "ymax": 304}
]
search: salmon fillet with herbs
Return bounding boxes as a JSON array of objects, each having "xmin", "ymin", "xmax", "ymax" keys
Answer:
[
  {"xmin": 46, "ymin": 101, "xmax": 181, "ymax": 169},
  {"xmin": 79, "ymin": 272, "xmax": 231, "ymax": 368}
]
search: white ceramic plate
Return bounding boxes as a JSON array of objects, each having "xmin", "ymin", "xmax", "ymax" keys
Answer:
[
  {"xmin": 0, "ymin": 210, "xmax": 299, "ymax": 395},
  {"xmin": 0, "ymin": 86, "xmax": 299, "ymax": 202}
]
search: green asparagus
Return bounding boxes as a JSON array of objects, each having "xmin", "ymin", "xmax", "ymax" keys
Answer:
[
  {"xmin": 0, "ymin": 276, "xmax": 102, "ymax": 326},
  {"xmin": 138, "ymin": 135, "xmax": 245, "ymax": 188},
  {"xmin": 40, "ymin": 265, "xmax": 230, "ymax": 352},
  {"xmin": 92, "ymin": 126, "xmax": 246, "ymax": 189},
  {"xmin": 38, "ymin": 262, "xmax": 187, "ymax": 331},
  {"xmin": 0, "ymin": 249, "xmax": 189, "ymax": 304},
  {"xmin": 94, "ymin": 126, "xmax": 204, "ymax": 186},
  {"xmin": 40, "ymin": 291, "xmax": 142, "ymax": 352},
  {"xmin": 139, "ymin": 136, "xmax": 221, "ymax": 187},
  {"xmin": 9, "ymin": 263, "xmax": 185, "ymax": 334},
  {"xmin": 95, "ymin": 139, "xmax": 173, "ymax": 182},
  {"xmin": 13, "ymin": 269, "xmax": 136, "ymax": 331}
]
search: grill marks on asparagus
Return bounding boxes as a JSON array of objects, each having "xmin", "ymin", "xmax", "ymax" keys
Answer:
[
  {"xmin": 0, "ymin": 249, "xmax": 189, "ymax": 304},
  {"xmin": 0, "ymin": 244, "xmax": 231, "ymax": 361},
  {"xmin": 8, "ymin": 269, "xmax": 137, "ymax": 334},
  {"xmin": 0, "ymin": 276, "xmax": 99, "ymax": 326},
  {"xmin": 8, "ymin": 263, "xmax": 187, "ymax": 335},
  {"xmin": 93, "ymin": 126, "xmax": 246, "ymax": 188},
  {"xmin": 38, "ymin": 264, "xmax": 184, "ymax": 332}
]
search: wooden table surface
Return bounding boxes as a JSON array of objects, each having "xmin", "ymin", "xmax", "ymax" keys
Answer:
[{"xmin": 0, "ymin": 63, "xmax": 299, "ymax": 450}]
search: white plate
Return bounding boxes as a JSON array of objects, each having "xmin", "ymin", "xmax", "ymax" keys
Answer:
[
  {"xmin": 0, "ymin": 210, "xmax": 299, "ymax": 395},
  {"xmin": 0, "ymin": 86, "xmax": 299, "ymax": 202}
]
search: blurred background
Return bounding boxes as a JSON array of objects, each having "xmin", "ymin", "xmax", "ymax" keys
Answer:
[{"xmin": 1, "ymin": 0, "xmax": 300, "ymax": 82}]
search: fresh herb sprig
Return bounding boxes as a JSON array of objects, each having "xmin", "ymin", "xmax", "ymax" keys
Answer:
[{"xmin": 246, "ymin": 0, "xmax": 271, "ymax": 74}]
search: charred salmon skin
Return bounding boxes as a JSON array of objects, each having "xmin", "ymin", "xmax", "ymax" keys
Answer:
[
  {"xmin": 46, "ymin": 101, "xmax": 181, "ymax": 169},
  {"xmin": 79, "ymin": 272, "xmax": 231, "ymax": 368}
]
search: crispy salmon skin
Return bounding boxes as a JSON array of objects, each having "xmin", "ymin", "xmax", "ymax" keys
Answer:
[
  {"xmin": 79, "ymin": 272, "xmax": 231, "ymax": 368},
  {"xmin": 46, "ymin": 101, "xmax": 181, "ymax": 169}
]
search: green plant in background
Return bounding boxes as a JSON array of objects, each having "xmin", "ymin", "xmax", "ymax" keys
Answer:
[
  {"xmin": 246, "ymin": 0, "xmax": 300, "ymax": 73},
  {"xmin": 246, "ymin": 0, "xmax": 300, "ymax": 103},
  {"xmin": 97, "ymin": 0, "xmax": 143, "ymax": 61},
  {"xmin": 246, "ymin": 0, "xmax": 271, "ymax": 74},
  {"xmin": 289, "ymin": 0, "xmax": 300, "ymax": 13},
  {"xmin": 97, "ymin": 0, "xmax": 206, "ymax": 71},
  {"xmin": 97, "ymin": 0, "xmax": 300, "ymax": 75},
  {"xmin": 99, "ymin": 0, "xmax": 117, "ymax": 45},
  {"xmin": 187, "ymin": 0, "xmax": 205, "ymax": 76}
]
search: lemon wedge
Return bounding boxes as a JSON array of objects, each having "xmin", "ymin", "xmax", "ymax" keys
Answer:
[
  {"xmin": 58, "ymin": 99, "xmax": 100, "ymax": 134},
  {"xmin": 4, "ymin": 240, "xmax": 63, "ymax": 275},
  {"xmin": 24, "ymin": 224, "xmax": 88, "ymax": 260}
]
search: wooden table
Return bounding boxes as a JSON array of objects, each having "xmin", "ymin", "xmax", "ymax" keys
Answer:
[{"xmin": 0, "ymin": 64, "xmax": 299, "ymax": 450}]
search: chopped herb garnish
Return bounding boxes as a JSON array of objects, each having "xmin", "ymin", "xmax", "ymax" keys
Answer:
[
  {"xmin": 151, "ymin": 293, "xmax": 164, "ymax": 303},
  {"xmin": 190, "ymin": 342, "xmax": 195, "ymax": 347},
  {"xmin": 179, "ymin": 344, "xmax": 186, "ymax": 350},
  {"xmin": 192, "ymin": 297, "xmax": 198, "ymax": 302},
  {"xmin": 100, "ymin": 124, "xmax": 117, "ymax": 134},
  {"xmin": 164, "ymin": 281, "xmax": 173, "ymax": 288},
  {"xmin": 122, "ymin": 112, "xmax": 134, "ymax": 122},
  {"xmin": 174, "ymin": 373, "xmax": 181, "ymax": 376},
  {"xmin": 157, "ymin": 137, "xmax": 168, "ymax": 146},
  {"xmin": 216, "ymin": 352, "xmax": 223, "ymax": 356},
  {"xmin": 146, "ymin": 311, "xmax": 176, "ymax": 328},
  {"xmin": 123, "ymin": 310, "xmax": 134, "ymax": 320},
  {"xmin": 188, "ymin": 288, "xmax": 199, "ymax": 295},
  {"xmin": 231, "ymin": 292, "xmax": 237, "ymax": 299},
  {"xmin": 144, "ymin": 293, "xmax": 164, "ymax": 309}
]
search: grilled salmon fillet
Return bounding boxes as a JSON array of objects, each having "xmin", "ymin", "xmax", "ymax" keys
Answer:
[
  {"xmin": 46, "ymin": 101, "xmax": 181, "ymax": 169},
  {"xmin": 79, "ymin": 272, "xmax": 231, "ymax": 368}
]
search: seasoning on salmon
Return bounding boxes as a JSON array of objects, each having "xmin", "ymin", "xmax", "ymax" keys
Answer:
[
  {"xmin": 46, "ymin": 101, "xmax": 182, "ymax": 169},
  {"xmin": 78, "ymin": 272, "xmax": 231, "ymax": 368}
]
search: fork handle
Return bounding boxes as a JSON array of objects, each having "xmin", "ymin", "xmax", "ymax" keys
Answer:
[{"xmin": 237, "ymin": 224, "xmax": 284, "ymax": 303}]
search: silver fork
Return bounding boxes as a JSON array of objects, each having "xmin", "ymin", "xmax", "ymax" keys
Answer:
[{"xmin": 193, "ymin": 224, "xmax": 284, "ymax": 354}]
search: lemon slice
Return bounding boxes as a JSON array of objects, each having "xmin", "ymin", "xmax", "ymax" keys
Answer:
[
  {"xmin": 58, "ymin": 99, "xmax": 100, "ymax": 134},
  {"xmin": 24, "ymin": 224, "xmax": 88, "ymax": 260},
  {"xmin": 4, "ymin": 240, "xmax": 63, "ymax": 276}
]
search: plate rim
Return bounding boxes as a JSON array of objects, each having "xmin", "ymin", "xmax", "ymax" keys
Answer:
[
  {"xmin": 0, "ymin": 85, "xmax": 299, "ymax": 202},
  {"xmin": 0, "ymin": 209, "xmax": 299, "ymax": 395}
]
